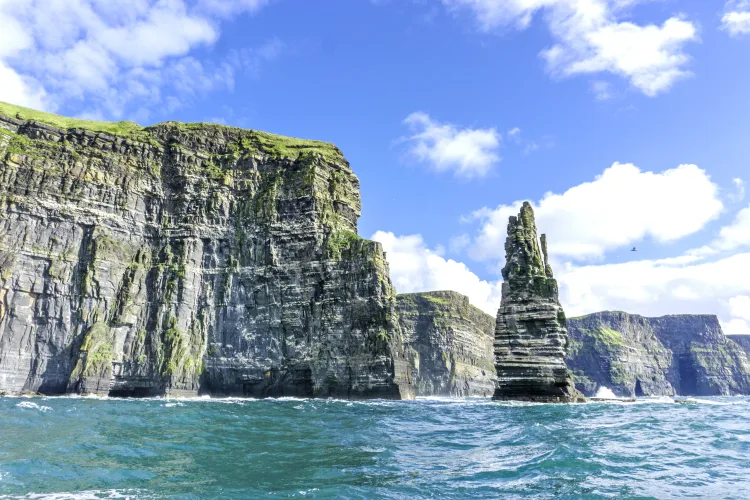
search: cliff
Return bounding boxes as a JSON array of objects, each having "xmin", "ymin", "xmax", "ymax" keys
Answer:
[
  {"xmin": 568, "ymin": 312, "xmax": 750, "ymax": 397},
  {"xmin": 728, "ymin": 335, "xmax": 750, "ymax": 358},
  {"xmin": 0, "ymin": 101, "xmax": 414, "ymax": 399},
  {"xmin": 493, "ymin": 202, "xmax": 583, "ymax": 402},
  {"xmin": 395, "ymin": 291, "xmax": 495, "ymax": 397}
]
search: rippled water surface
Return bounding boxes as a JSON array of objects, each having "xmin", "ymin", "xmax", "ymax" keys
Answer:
[{"xmin": 1, "ymin": 396, "xmax": 749, "ymax": 499}]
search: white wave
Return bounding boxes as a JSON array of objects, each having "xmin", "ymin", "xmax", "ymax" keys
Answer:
[
  {"xmin": 672, "ymin": 397, "xmax": 732, "ymax": 406},
  {"xmin": 15, "ymin": 401, "xmax": 51, "ymax": 412},
  {"xmin": 593, "ymin": 387, "xmax": 619, "ymax": 399},
  {"xmin": 1, "ymin": 489, "xmax": 152, "ymax": 499}
]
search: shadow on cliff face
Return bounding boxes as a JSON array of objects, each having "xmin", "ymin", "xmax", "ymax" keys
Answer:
[
  {"xmin": 677, "ymin": 354, "xmax": 699, "ymax": 395},
  {"xmin": 634, "ymin": 379, "xmax": 645, "ymax": 397}
]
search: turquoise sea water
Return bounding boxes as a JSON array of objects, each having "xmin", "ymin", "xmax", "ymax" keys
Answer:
[{"xmin": 0, "ymin": 396, "xmax": 749, "ymax": 499}]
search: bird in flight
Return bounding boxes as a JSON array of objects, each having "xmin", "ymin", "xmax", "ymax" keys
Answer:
[{"xmin": 631, "ymin": 247, "xmax": 637, "ymax": 252}]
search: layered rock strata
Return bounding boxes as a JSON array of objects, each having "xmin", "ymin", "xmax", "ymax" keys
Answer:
[
  {"xmin": 0, "ymin": 101, "xmax": 414, "ymax": 399},
  {"xmin": 396, "ymin": 291, "xmax": 495, "ymax": 397},
  {"xmin": 568, "ymin": 312, "xmax": 750, "ymax": 397},
  {"xmin": 728, "ymin": 335, "xmax": 750, "ymax": 359},
  {"xmin": 492, "ymin": 202, "xmax": 583, "ymax": 402}
]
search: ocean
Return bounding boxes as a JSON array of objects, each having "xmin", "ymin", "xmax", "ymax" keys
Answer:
[{"xmin": 0, "ymin": 396, "xmax": 748, "ymax": 499}]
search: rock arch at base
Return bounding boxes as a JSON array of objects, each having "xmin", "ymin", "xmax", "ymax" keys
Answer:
[{"xmin": 634, "ymin": 379, "xmax": 645, "ymax": 397}]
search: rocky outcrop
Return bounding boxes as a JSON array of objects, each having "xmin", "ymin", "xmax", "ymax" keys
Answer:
[
  {"xmin": 568, "ymin": 312, "xmax": 750, "ymax": 397},
  {"xmin": 0, "ymin": 101, "xmax": 414, "ymax": 399},
  {"xmin": 493, "ymin": 202, "xmax": 583, "ymax": 402},
  {"xmin": 728, "ymin": 335, "xmax": 750, "ymax": 359},
  {"xmin": 396, "ymin": 291, "xmax": 495, "ymax": 397}
]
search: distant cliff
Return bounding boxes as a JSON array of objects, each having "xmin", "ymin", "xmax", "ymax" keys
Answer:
[
  {"xmin": 396, "ymin": 291, "xmax": 495, "ymax": 397},
  {"xmin": 568, "ymin": 312, "xmax": 750, "ymax": 397},
  {"xmin": 0, "ymin": 101, "xmax": 414, "ymax": 399},
  {"xmin": 728, "ymin": 335, "xmax": 750, "ymax": 358}
]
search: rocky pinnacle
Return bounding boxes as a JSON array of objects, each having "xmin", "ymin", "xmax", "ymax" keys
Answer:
[{"xmin": 493, "ymin": 202, "xmax": 583, "ymax": 402}]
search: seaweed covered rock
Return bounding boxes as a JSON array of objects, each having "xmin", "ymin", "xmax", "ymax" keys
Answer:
[
  {"xmin": 0, "ymin": 101, "xmax": 414, "ymax": 399},
  {"xmin": 493, "ymin": 202, "xmax": 583, "ymax": 402},
  {"xmin": 568, "ymin": 312, "xmax": 750, "ymax": 397},
  {"xmin": 396, "ymin": 291, "xmax": 495, "ymax": 396}
]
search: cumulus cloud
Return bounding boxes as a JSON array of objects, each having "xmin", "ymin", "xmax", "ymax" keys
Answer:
[
  {"xmin": 467, "ymin": 163, "xmax": 723, "ymax": 261},
  {"xmin": 591, "ymin": 80, "xmax": 614, "ymax": 100},
  {"xmin": 722, "ymin": 1, "xmax": 750, "ymax": 36},
  {"xmin": 730, "ymin": 177, "xmax": 746, "ymax": 203},
  {"xmin": 372, "ymin": 231, "xmax": 503, "ymax": 315},
  {"xmin": 727, "ymin": 295, "xmax": 750, "ymax": 335},
  {"xmin": 507, "ymin": 127, "xmax": 521, "ymax": 142},
  {"xmin": 0, "ymin": 0, "xmax": 275, "ymax": 119},
  {"xmin": 555, "ymin": 252, "xmax": 750, "ymax": 334},
  {"xmin": 442, "ymin": 0, "xmax": 698, "ymax": 96},
  {"xmin": 709, "ymin": 203, "xmax": 750, "ymax": 253},
  {"xmin": 729, "ymin": 295, "xmax": 750, "ymax": 321},
  {"xmin": 556, "ymin": 253, "xmax": 750, "ymax": 315},
  {"xmin": 401, "ymin": 112, "xmax": 501, "ymax": 178}
]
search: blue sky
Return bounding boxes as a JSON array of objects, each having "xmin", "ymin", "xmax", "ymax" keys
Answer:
[{"xmin": 1, "ymin": 0, "xmax": 750, "ymax": 332}]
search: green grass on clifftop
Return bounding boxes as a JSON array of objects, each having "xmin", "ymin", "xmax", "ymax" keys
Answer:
[
  {"xmin": 0, "ymin": 100, "xmax": 344, "ymax": 162},
  {"xmin": 0, "ymin": 101, "xmax": 144, "ymax": 136}
]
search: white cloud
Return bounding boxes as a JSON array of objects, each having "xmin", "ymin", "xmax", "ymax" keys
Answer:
[
  {"xmin": 442, "ymin": 0, "xmax": 698, "ymax": 96},
  {"xmin": 729, "ymin": 295, "xmax": 750, "ymax": 321},
  {"xmin": 557, "ymin": 253, "xmax": 750, "ymax": 316},
  {"xmin": 467, "ymin": 162, "xmax": 723, "ymax": 261},
  {"xmin": 730, "ymin": 177, "xmax": 746, "ymax": 203},
  {"xmin": 724, "ymin": 319, "xmax": 750, "ymax": 335},
  {"xmin": 0, "ymin": 61, "xmax": 48, "ymax": 109},
  {"xmin": 449, "ymin": 233, "xmax": 471, "ymax": 254},
  {"xmin": 556, "ymin": 252, "xmax": 750, "ymax": 334},
  {"xmin": 722, "ymin": 1, "xmax": 750, "ymax": 36},
  {"xmin": 197, "ymin": 0, "xmax": 270, "ymax": 18},
  {"xmin": 591, "ymin": 80, "xmax": 614, "ymax": 100},
  {"xmin": 710, "ymin": 203, "xmax": 750, "ymax": 253},
  {"xmin": 401, "ymin": 112, "xmax": 501, "ymax": 178},
  {"xmin": 0, "ymin": 0, "xmax": 274, "ymax": 119},
  {"xmin": 372, "ymin": 231, "xmax": 503, "ymax": 315}
]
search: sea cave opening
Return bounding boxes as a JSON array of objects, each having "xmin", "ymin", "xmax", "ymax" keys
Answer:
[
  {"xmin": 677, "ymin": 354, "xmax": 699, "ymax": 395},
  {"xmin": 634, "ymin": 379, "xmax": 645, "ymax": 397}
]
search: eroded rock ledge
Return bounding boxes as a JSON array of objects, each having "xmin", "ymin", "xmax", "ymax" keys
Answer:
[{"xmin": 0, "ymin": 101, "xmax": 414, "ymax": 399}]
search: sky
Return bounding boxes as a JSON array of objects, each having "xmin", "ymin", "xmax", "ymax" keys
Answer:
[{"xmin": 1, "ymin": 0, "xmax": 749, "ymax": 334}]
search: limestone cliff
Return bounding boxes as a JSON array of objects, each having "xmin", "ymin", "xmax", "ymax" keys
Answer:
[
  {"xmin": 568, "ymin": 312, "xmax": 750, "ymax": 397},
  {"xmin": 493, "ymin": 202, "xmax": 582, "ymax": 402},
  {"xmin": 728, "ymin": 335, "xmax": 750, "ymax": 359},
  {"xmin": 0, "ymin": 101, "xmax": 414, "ymax": 399},
  {"xmin": 396, "ymin": 291, "xmax": 495, "ymax": 397}
]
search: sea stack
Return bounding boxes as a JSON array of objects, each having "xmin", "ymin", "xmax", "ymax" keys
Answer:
[{"xmin": 492, "ymin": 202, "xmax": 583, "ymax": 402}]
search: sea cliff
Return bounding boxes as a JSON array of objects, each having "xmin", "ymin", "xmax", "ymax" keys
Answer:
[
  {"xmin": 567, "ymin": 312, "xmax": 750, "ymax": 397},
  {"xmin": 396, "ymin": 291, "xmax": 495, "ymax": 396},
  {"xmin": 0, "ymin": 101, "xmax": 413, "ymax": 399}
]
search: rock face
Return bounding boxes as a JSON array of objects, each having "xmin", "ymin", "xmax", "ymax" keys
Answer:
[
  {"xmin": 728, "ymin": 335, "xmax": 750, "ymax": 359},
  {"xmin": 0, "ymin": 101, "xmax": 414, "ymax": 399},
  {"xmin": 493, "ymin": 202, "xmax": 582, "ymax": 402},
  {"xmin": 568, "ymin": 312, "xmax": 750, "ymax": 397},
  {"xmin": 395, "ymin": 291, "xmax": 495, "ymax": 397}
]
